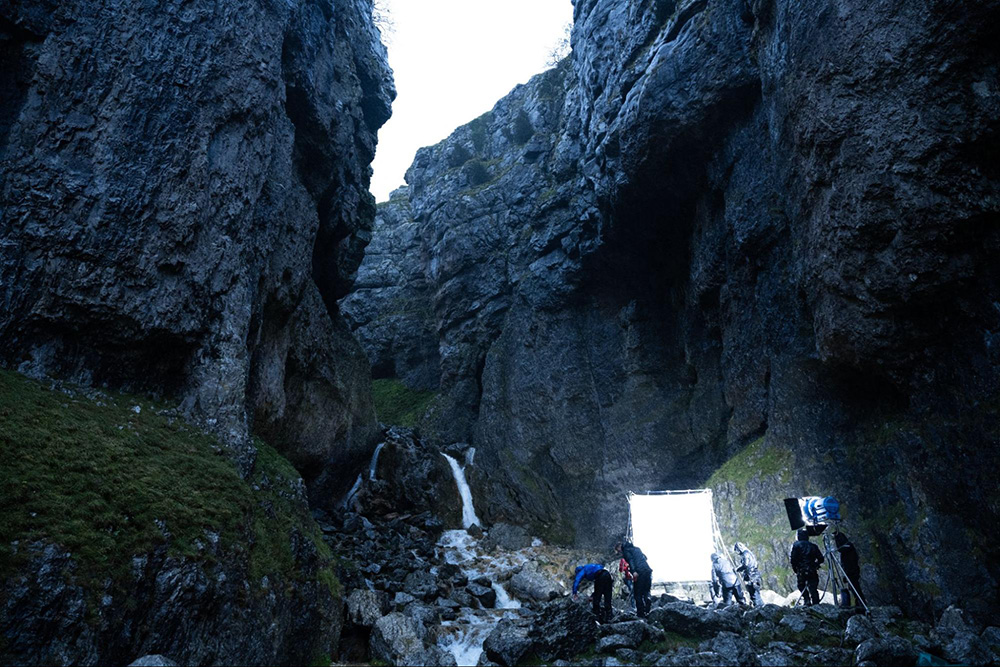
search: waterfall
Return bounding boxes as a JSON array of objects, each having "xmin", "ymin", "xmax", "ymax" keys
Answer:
[
  {"xmin": 341, "ymin": 473, "xmax": 363, "ymax": 508},
  {"xmin": 368, "ymin": 442, "xmax": 386, "ymax": 481},
  {"xmin": 442, "ymin": 453, "xmax": 480, "ymax": 529}
]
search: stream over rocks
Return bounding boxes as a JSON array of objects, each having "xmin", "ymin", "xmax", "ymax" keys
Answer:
[{"xmin": 316, "ymin": 429, "xmax": 1000, "ymax": 666}]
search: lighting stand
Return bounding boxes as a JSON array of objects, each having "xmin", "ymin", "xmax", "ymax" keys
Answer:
[{"xmin": 817, "ymin": 522, "xmax": 870, "ymax": 615}]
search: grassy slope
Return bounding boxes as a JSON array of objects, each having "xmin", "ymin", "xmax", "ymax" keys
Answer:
[
  {"xmin": 0, "ymin": 368, "xmax": 338, "ymax": 599},
  {"xmin": 371, "ymin": 378, "xmax": 436, "ymax": 428}
]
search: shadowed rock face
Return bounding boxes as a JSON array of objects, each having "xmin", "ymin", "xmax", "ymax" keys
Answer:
[
  {"xmin": 0, "ymin": 0, "xmax": 393, "ymax": 499},
  {"xmin": 344, "ymin": 0, "xmax": 1000, "ymax": 619}
]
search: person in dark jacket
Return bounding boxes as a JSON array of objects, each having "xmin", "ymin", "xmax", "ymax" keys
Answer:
[
  {"xmin": 733, "ymin": 542, "xmax": 764, "ymax": 607},
  {"xmin": 573, "ymin": 563, "xmax": 613, "ymax": 622},
  {"xmin": 711, "ymin": 552, "xmax": 746, "ymax": 606},
  {"xmin": 835, "ymin": 532, "xmax": 865, "ymax": 608},
  {"xmin": 617, "ymin": 541, "xmax": 653, "ymax": 617},
  {"xmin": 789, "ymin": 529, "xmax": 824, "ymax": 606}
]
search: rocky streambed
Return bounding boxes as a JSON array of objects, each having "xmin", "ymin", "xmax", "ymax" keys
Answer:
[{"xmin": 314, "ymin": 428, "xmax": 1000, "ymax": 667}]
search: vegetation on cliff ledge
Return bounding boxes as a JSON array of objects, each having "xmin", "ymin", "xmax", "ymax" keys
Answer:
[
  {"xmin": 0, "ymin": 368, "xmax": 339, "ymax": 600},
  {"xmin": 371, "ymin": 378, "xmax": 437, "ymax": 428}
]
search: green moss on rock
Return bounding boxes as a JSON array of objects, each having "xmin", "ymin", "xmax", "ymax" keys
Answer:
[{"xmin": 0, "ymin": 368, "xmax": 338, "ymax": 601}]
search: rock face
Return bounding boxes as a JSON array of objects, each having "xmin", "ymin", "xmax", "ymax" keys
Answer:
[
  {"xmin": 0, "ymin": 0, "xmax": 393, "ymax": 499},
  {"xmin": 341, "ymin": 60, "xmax": 597, "ymax": 443},
  {"xmin": 343, "ymin": 0, "xmax": 1000, "ymax": 619}
]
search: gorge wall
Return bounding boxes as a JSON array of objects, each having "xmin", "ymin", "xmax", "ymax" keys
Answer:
[
  {"xmin": 0, "ymin": 0, "xmax": 393, "ymax": 501},
  {"xmin": 343, "ymin": 0, "xmax": 1000, "ymax": 621}
]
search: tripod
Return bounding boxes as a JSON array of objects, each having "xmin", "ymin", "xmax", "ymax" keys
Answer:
[{"xmin": 816, "ymin": 523, "xmax": 870, "ymax": 615}]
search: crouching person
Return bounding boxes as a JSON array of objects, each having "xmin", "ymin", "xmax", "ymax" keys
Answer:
[{"xmin": 572, "ymin": 563, "xmax": 613, "ymax": 623}]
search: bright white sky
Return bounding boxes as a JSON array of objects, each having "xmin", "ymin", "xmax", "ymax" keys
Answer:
[{"xmin": 369, "ymin": 0, "xmax": 574, "ymax": 202}]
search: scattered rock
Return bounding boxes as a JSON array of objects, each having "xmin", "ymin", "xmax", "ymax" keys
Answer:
[{"xmin": 709, "ymin": 632, "xmax": 760, "ymax": 666}]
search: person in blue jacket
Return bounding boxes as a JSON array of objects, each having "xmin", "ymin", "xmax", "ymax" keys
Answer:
[{"xmin": 572, "ymin": 563, "xmax": 613, "ymax": 622}]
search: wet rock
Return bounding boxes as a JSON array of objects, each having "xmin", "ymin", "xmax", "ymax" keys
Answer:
[
  {"xmin": 128, "ymin": 657, "xmax": 178, "ymax": 667},
  {"xmin": 483, "ymin": 619, "xmax": 534, "ymax": 667},
  {"xmin": 473, "ymin": 575, "xmax": 493, "ymax": 587},
  {"xmin": 467, "ymin": 582, "xmax": 498, "ymax": 609},
  {"xmin": 347, "ymin": 589, "xmax": 390, "ymax": 628},
  {"xmin": 467, "ymin": 524, "xmax": 485, "ymax": 539},
  {"xmin": 855, "ymin": 637, "xmax": 918, "ymax": 667},
  {"xmin": 647, "ymin": 602, "xmax": 742, "ymax": 638},
  {"xmin": 509, "ymin": 562, "xmax": 563, "ymax": 602}
]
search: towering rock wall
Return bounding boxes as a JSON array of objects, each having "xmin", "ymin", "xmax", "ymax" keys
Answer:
[
  {"xmin": 342, "ymin": 61, "xmax": 600, "ymax": 442},
  {"xmin": 0, "ymin": 0, "xmax": 394, "ymax": 499},
  {"xmin": 344, "ymin": 0, "xmax": 1000, "ymax": 619}
]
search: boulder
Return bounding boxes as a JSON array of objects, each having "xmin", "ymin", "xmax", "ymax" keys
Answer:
[
  {"xmin": 346, "ymin": 589, "xmax": 390, "ymax": 628},
  {"xmin": 709, "ymin": 632, "xmax": 760, "ymax": 667},
  {"xmin": 597, "ymin": 634, "xmax": 637, "ymax": 653},
  {"xmin": 483, "ymin": 523, "xmax": 532, "ymax": 551},
  {"xmin": 369, "ymin": 612, "xmax": 428, "ymax": 666},
  {"xmin": 483, "ymin": 619, "xmax": 534, "ymax": 667},
  {"xmin": 467, "ymin": 582, "xmax": 498, "ymax": 608},
  {"xmin": 647, "ymin": 602, "xmax": 742, "ymax": 638},
  {"xmin": 128, "ymin": 657, "xmax": 178, "ymax": 667},
  {"xmin": 854, "ymin": 637, "xmax": 918, "ymax": 667},
  {"xmin": 509, "ymin": 562, "xmax": 563, "ymax": 602},
  {"xmin": 598, "ymin": 620, "xmax": 662, "ymax": 647},
  {"xmin": 467, "ymin": 524, "xmax": 485, "ymax": 539},
  {"xmin": 404, "ymin": 570, "xmax": 442, "ymax": 602},
  {"xmin": 844, "ymin": 614, "xmax": 877, "ymax": 647},
  {"xmin": 529, "ymin": 597, "xmax": 597, "ymax": 661},
  {"xmin": 932, "ymin": 605, "xmax": 998, "ymax": 665},
  {"xmin": 983, "ymin": 627, "xmax": 1000, "ymax": 654}
]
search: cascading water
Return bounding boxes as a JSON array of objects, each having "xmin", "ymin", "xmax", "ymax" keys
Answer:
[
  {"xmin": 340, "ymin": 473, "xmax": 363, "ymax": 509},
  {"xmin": 436, "ymin": 530, "xmax": 525, "ymax": 666},
  {"xmin": 442, "ymin": 453, "xmax": 480, "ymax": 529},
  {"xmin": 369, "ymin": 441, "xmax": 386, "ymax": 481}
]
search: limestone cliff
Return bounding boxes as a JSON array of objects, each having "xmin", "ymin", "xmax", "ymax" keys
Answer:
[
  {"xmin": 343, "ymin": 0, "xmax": 1000, "ymax": 621},
  {"xmin": 0, "ymin": 0, "xmax": 394, "ymax": 501}
]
